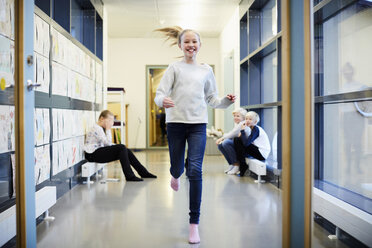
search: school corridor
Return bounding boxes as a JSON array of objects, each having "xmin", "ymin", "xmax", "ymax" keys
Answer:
[{"xmin": 35, "ymin": 150, "xmax": 344, "ymax": 248}]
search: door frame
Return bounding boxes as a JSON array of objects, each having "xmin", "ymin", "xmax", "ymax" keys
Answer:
[
  {"xmin": 15, "ymin": 0, "xmax": 37, "ymax": 246},
  {"xmin": 145, "ymin": 65, "xmax": 168, "ymax": 149}
]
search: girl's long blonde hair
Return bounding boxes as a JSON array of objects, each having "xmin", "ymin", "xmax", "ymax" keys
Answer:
[{"xmin": 155, "ymin": 26, "xmax": 201, "ymax": 46}]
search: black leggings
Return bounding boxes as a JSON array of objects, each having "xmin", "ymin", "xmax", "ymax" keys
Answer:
[
  {"xmin": 85, "ymin": 144, "xmax": 149, "ymax": 179},
  {"xmin": 234, "ymin": 137, "xmax": 265, "ymax": 165}
]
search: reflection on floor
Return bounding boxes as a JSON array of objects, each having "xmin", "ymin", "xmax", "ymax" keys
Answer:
[
  {"xmin": 153, "ymin": 134, "xmax": 168, "ymax": 147},
  {"xmin": 36, "ymin": 150, "xmax": 347, "ymax": 248}
]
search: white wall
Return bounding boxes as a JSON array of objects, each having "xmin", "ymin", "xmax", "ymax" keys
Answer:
[
  {"xmin": 107, "ymin": 37, "xmax": 220, "ymax": 148},
  {"xmin": 217, "ymin": 6, "xmax": 240, "ymax": 131}
]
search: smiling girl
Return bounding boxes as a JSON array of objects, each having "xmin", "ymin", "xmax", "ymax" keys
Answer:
[{"xmin": 154, "ymin": 27, "xmax": 235, "ymax": 244}]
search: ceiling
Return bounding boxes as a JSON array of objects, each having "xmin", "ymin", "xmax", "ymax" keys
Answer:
[{"xmin": 102, "ymin": 0, "xmax": 241, "ymax": 38}]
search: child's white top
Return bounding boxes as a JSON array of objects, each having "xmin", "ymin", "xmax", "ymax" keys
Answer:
[
  {"xmin": 223, "ymin": 121, "xmax": 249, "ymax": 139},
  {"xmin": 154, "ymin": 61, "xmax": 232, "ymax": 123},
  {"xmin": 84, "ymin": 123, "xmax": 112, "ymax": 153},
  {"xmin": 241, "ymin": 125, "xmax": 271, "ymax": 159}
]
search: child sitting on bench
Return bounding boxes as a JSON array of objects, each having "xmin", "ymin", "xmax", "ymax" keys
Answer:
[
  {"xmin": 84, "ymin": 110, "xmax": 157, "ymax": 181},
  {"xmin": 234, "ymin": 111, "xmax": 271, "ymax": 176}
]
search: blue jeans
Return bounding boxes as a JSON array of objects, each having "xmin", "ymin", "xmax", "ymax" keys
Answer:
[
  {"xmin": 167, "ymin": 123, "xmax": 206, "ymax": 224},
  {"xmin": 217, "ymin": 138, "xmax": 237, "ymax": 164}
]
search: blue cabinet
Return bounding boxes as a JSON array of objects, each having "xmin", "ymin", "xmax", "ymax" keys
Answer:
[
  {"xmin": 35, "ymin": 0, "xmax": 103, "ymax": 58},
  {"xmin": 239, "ymin": 0, "xmax": 282, "ymax": 173}
]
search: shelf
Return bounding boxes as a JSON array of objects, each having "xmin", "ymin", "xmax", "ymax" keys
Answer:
[
  {"xmin": 240, "ymin": 31, "xmax": 282, "ymax": 64},
  {"xmin": 241, "ymin": 102, "xmax": 282, "ymax": 110},
  {"xmin": 313, "ymin": 0, "xmax": 355, "ymax": 24},
  {"xmin": 240, "ymin": 61, "xmax": 249, "ymax": 106},
  {"xmin": 96, "ymin": 13, "xmax": 103, "ymax": 60},
  {"xmin": 240, "ymin": 13, "xmax": 248, "ymax": 60},
  {"xmin": 36, "ymin": 0, "xmax": 104, "ymax": 60},
  {"xmin": 53, "ymin": 0, "xmax": 70, "ymax": 33},
  {"xmin": 107, "ymin": 87, "xmax": 126, "ymax": 92},
  {"xmin": 239, "ymin": 0, "xmax": 282, "ymax": 175},
  {"xmin": 35, "ymin": 0, "xmax": 50, "ymax": 16}
]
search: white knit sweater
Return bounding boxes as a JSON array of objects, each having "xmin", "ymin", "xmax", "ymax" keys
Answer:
[{"xmin": 154, "ymin": 61, "xmax": 232, "ymax": 123}]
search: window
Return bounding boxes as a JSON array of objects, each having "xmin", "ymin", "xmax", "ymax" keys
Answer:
[{"xmin": 314, "ymin": 0, "xmax": 372, "ymax": 214}]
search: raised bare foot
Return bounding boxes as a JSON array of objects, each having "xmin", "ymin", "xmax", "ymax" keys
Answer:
[{"xmin": 188, "ymin": 224, "xmax": 200, "ymax": 244}]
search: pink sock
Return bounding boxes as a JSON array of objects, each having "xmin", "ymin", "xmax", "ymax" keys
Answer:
[
  {"xmin": 170, "ymin": 176, "xmax": 180, "ymax": 191},
  {"xmin": 189, "ymin": 224, "xmax": 200, "ymax": 244}
]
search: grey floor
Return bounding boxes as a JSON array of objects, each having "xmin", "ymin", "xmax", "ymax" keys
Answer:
[{"xmin": 36, "ymin": 150, "xmax": 347, "ymax": 248}]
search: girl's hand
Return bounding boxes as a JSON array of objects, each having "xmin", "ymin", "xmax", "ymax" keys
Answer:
[
  {"xmin": 241, "ymin": 123, "xmax": 246, "ymax": 130},
  {"xmin": 163, "ymin": 97, "xmax": 175, "ymax": 108},
  {"xmin": 227, "ymin": 94, "xmax": 236, "ymax": 102}
]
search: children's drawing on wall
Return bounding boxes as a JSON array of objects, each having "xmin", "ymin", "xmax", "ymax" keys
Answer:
[
  {"xmin": 0, "ymin": 34, "xmax": 14, "ymax": 90},
  {"xmin": 34, "ymin": 145, "xmax": 50, "ymax": 185},
  {"xmin": 96, "ymin": 81, "xmax": 103, "ymax": 104},
  {"xmin": 52, "ymin": 62, "xmax": 68, "ymax": 96},
  {"xmin": 34, "ymin": 108, "xmax": 44, "ymax": 145},
  {"xmin": 35, "ymin": 54, "xmax": 50, "ymax": 93},
  {"xmin": 0, "ymin": 105, "xmax": 14, "ymax": 153},
  {"xmin": 9, "ymin": 105, "xmax": 14, "ymax": 150},
  {"xmin": 52, "ymin": 141, "xmax": 61, "ymax": 175},
  {"xmin": 0, "ymin": 0, "xmax": 14, "ymax": 40},
  {"xmin": 34, "ymin": 14, "xmax": 50, "ymax": 58},
  {"xmin": 34, "ymin": 108, "xmax": 50, "ymax": 146},
  {"xmin": 52, "ymin": 137, "xmax": 84, "ymax": 176}
]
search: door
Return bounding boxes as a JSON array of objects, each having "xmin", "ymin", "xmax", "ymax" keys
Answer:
[
  {"xmin": 0, "ymin": 0, "xmax": 36, "ymax": 246},
  {"xmin": 147, "ymin": 66, "xmax": 168, "ymax": 148}
]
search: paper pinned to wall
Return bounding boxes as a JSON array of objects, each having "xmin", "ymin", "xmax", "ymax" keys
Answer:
[
  {"xmin": 34, "ymin": 14, "xmax": 41, "ymax": 55},
  {"xmin": 51, "ymin": 28, "xmax": 59, "ymax": 62},
  {"xmin": 41, "ymin": 17, "xmax": 50, "ymax": 57},
  {"xmin": 0, "ymin": 34, "xmax": 14, "ymax": 89},
  {"xmin": 34, "ymin": 108, "xmax": 42, "ymax": 145},
  {"xmin": 9, "ymin": 105, "xmax": 14, "ymax": 150},
  {"xmin": 0, "ymin": 105, "xmax": 14, "ymax": 153},
  {"xmin": 43, "ymin": 109, "xmax": 50, "ymax": 144},
  {"xmin": 34, "ymin": 144, "xmax": 51, "ymax": 185},
  {"xmin": 52, "ymin": 108, "xmax": 58, "ymax": 141},
  {"xmin": 0, "ymin": 0, "xmax": 14, "ymax": 40},
  {"xmin": 52, "ymin": 141, "xmax": 60, "ymax": 175},
  {"xmin": 52, "ymin": 62, "xmax": 68, "ymax": 96},
  {"xmin": 34, "ymin": 108, "xmax": 50, "ymax": 146},
  {"xmin": 35, "ymin": 54, "xmax": 50, "ymax": 93}
]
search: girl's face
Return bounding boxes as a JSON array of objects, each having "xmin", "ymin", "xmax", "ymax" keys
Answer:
[
  {"xmin": 233, "ymin": 113, "xmax": 243, "ymax": 124},
  {"xmin": 100, "ymin": 115, "xmax": 114, "ymax": 129},
  {"xmin": 245, "ymin": 115, "xmax": 256, "ymax": 127},
  {"xmin": 178, "ymin": 31, "xmax": 201, "ymax": 60}
]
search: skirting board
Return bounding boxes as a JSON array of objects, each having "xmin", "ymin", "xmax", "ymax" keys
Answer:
[
  {"xmin": 0, "ymin": 186, "xmax": 56, "ymax": 247},
  {"xmin": 313, "ymin": 187, "xmax": 372, "ymax": 247}
]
